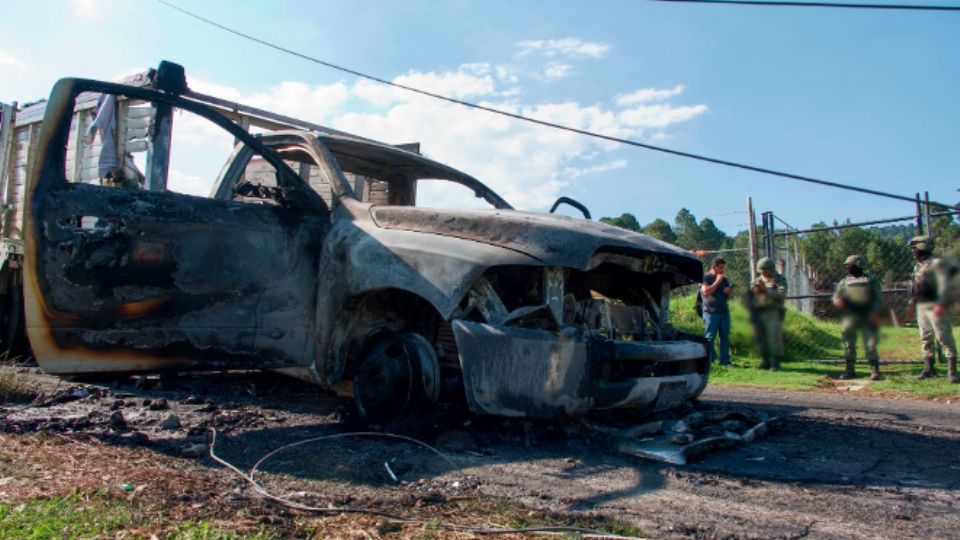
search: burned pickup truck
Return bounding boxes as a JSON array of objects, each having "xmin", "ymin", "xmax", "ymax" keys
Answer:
[{"xmin": 20, "ymin": 62, "xmax": 708, "ymax": 419}]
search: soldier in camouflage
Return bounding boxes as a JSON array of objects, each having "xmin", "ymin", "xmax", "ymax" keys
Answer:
[
  {"xmin": 832, "ymin": 255, "xmax": 883, "ymax": 380},
  {"xmin": 909, "ymin": 236, "xmax": 958, "ymax": 383},
  {"xmin": 751, "ymin": 257, "xmax": 788, "ymax": 370}
]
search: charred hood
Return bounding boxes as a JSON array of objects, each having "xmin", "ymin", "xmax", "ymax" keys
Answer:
[{"xmin": 370, "ymin": 207, "xmax": 703, "ymax": 283}]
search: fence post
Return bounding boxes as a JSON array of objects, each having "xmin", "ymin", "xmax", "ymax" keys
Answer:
[
  {"xmin": 747, "ymin": 196, "xmax": 757, "ymax": 283},
  {"xmin": 915, "ymin": 193, "xmax": 924, "ymax": 236},
  {"xmin": 924, "ymin": 191, "xmax": 933, "ymax": 239},
  {"xmin": 762, "ymin": 212, "xmax": 775, "ymax": 259}
]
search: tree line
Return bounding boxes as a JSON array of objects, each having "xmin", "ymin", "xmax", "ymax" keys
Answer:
[{"xmin": 600, "ymin": 209, "xmax": 960, "ymax": 294}]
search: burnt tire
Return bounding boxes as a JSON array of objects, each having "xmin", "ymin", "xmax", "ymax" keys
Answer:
[
  {"xmin": 0, "ymin": 273, "xmax": 26, "ymax": 357},
  {"xmin": 352, "ymin": 330, "xmax": 416, "ymax": 420}
]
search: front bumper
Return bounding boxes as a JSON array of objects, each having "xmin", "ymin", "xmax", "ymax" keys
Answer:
[{"xmin": 451, "ymin": 320, "xmax": 709, "ymax": 418}]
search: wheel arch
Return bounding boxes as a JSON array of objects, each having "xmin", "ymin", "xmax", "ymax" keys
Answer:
[{"xmin": 325, "ymin": 287, "xmax": 445, "ymax": 385}]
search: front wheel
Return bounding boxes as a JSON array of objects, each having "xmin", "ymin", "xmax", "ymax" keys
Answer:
[
  {"xmin": 352, "ymin": 330, "xmax": 416, "ymax": 420},
  {"xmin": 352, "ymin": 329, "xmax": 441, "ymax": 420}
]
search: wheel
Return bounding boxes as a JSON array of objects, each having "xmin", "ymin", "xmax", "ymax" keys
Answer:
[
  {"xmin": 402, "ymin": 332, "xmax": 440, "ymax": 404},
  {"xmin": 352, "ymin": 330, "xmax": 416, "ymax": 420},
  {"xmin": 0, "ymin": 272, "xmax": 25, "ymax": 356}
]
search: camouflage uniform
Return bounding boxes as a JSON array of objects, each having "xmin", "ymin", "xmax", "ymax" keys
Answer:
[
  {"xmin": 909, "ymin": 236, "xmax": 957, "ymax": 383},
  {"xmin": 752, "ymin": 257, "xmax": 788, "ymax": 370},
  {"xmin": 833, "ymin": 255, "xmax": 882, "ymax": 379}
]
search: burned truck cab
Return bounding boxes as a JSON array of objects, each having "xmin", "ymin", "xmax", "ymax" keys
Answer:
[
  {"xmin": 23, "ymin": 62, "xmax": 708, "ymax": 421},
  {"xmin": 209, "ymin": 129, "xmax": 710, "ymax": 419}
]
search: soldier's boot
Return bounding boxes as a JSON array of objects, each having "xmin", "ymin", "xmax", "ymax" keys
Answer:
[
  {"xmin": 839, "ymin": 359, "xmax": 856, "ymax": 380},
  {"xmin": 917, "ymin": 357, "xmax": 936, "ymax": 380},
  {"xmin": 870, "ymin": 364, "xmax": 882, "ymax": 381},
  {"xmin": 759, "ymin": 356, "xmax": 770, "ymax": 370},
  {"xmin": 948, "ymin": 357, "xmax": 958, "ymax": 384}
]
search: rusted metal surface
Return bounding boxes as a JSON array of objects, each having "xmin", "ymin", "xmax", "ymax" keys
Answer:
[{"xmin": 24, "ymin": 66, "xmax": 709, "ymax": 418}]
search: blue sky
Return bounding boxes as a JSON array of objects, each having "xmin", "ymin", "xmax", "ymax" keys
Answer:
[{"xmin": 1, "ymin": 0, "xmax": 957, "ymax": 237}]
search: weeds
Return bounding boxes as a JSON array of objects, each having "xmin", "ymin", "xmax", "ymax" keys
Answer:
[{"xmin": 0, "ymin": 370, "xmax": 34, "ymax": 403}]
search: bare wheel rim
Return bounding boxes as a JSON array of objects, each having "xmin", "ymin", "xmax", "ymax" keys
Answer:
[{"xmin": 353, "ymin": 331, "xmax": 415, "ymax": 419}]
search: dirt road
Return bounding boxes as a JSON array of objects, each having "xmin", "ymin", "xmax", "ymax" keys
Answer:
[{"xmin": 1, "ymin": 368, "xmax": 957, "ymax": 538}]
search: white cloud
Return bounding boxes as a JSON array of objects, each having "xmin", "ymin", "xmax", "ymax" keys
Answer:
[
  {"xmin": 616, "ymin": 84, "xmax": 686, "ymax": 106},
  {"xmin": 352, "ymin": 67, "xmax": 495, "ymax": 107},
  {"xmin": 516, "ymin": 38, "xmax": 610, "ymax": 59},
  {"xmin": 562, "ymin": 159, "xmax": 628, "ymax": 180},
  {"xmin": 167, "ymin": 168, "xmax": 209, "ymax": 197},
  {"xmin": 0, "ymin": 51, "xmax": 25, "ymax": 68},
  {"xmin": 542, "ymin": 62, "xmax": 572, "ymax": 80},
  {"xmin": 67, "ymin": 0, "xmax": 104, "ymax": 20},
  {"xmin": 153, "ymin": 66, "xmax": 706, "ymax": 211},
  {"xmin": 190, "ymin": 78, "xmax": 350, "ymax": 124},
  {"xmin": 495, "ymin": 65, "xmax": 519, "ymax": 85},
  {"xmin": 619, "ymin": 104, "xmax": 709, "ymax": 128}
]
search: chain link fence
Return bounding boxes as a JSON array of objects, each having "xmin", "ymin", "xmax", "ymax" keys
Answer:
[
  {"xmin": 671, "ymin": 206, "xmax": 960, "ymax": 364},
  {"xmin": 772, "ymin": 216, "xmax": 921, "ymax": 362}
]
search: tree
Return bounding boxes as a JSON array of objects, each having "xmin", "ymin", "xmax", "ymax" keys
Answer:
[
  {"xmin": 642, "ymin": 218, "xmax": 677, "ymax": 243},
  {"xmin": 698, "ymin": 218, "xmax": 726, "ymax": 251},
  {"xmin": 599, "ymin": 213, "xmax": 641, "ymax": 232},
  {"xmin": 674, "ymin": 208, "xmax": 701, "ymax": 250}
]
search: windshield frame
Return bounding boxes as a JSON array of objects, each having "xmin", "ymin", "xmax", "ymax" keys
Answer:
[{"xmin": 315, "ymin": 134, "xmax": 513, "ymax": 210}]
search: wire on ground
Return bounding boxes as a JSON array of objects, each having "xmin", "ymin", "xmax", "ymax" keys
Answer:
[{"xmin": 207, "ymin": 428, "xmax": 646, "ymax": 539}]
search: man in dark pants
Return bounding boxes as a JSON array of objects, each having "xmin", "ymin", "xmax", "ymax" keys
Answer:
[{"xmin": 701, "ymin": 257, "xmax": 734, "ymax": 367}]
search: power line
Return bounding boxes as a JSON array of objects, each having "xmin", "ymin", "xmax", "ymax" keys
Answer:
[
  {"xmin": 649, "ymin": 0, "xmax": 960, "ymax": 10},
  {"xmin": 155, "ymin": 0, "xmax": 948, "ymax": 206}
]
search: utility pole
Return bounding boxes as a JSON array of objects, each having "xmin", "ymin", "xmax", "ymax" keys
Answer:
[{"xmin": 747, "ymin": 196, "xmax": 758, "ymax": 283}]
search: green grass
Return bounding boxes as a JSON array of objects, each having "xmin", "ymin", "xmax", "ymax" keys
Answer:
[
  {"xmin": 0, "ymin": 493, "xmax": 133, "ymax": 539},
  {"xmin": 0, "ymin": 492, "xmax": 271, "ymax": 540},
  {"xmin": 868, "ymin": 368, "xmax": 960, "ymax": 399},
  {"xmin": 670, "ymin": 294, "xmax": 921, "ymax": 361},
  {"xmin": 670, "ymin": 294, "xmax": 959, "ymax": 399}
]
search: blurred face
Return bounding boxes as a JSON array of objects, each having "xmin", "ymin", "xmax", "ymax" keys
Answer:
[
  {"xmin": 761, "ymin": 269, "xmax": 774, "ymax": 278},
  {"xmin": 713, "ymin": 263, "xmax": 726, "ymax": 274}
]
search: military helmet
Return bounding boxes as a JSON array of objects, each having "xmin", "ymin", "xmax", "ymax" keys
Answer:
[
  {"xmin": 844, "ymin": 254, "xmax": 865, "ymax": 268},
  {"xmin": 756, "ymin": 257, "xmax": 775, "ymax": 272},
  {"xmin": 909, "ymin": 235, "xmax": 934, "ymax": 251}
]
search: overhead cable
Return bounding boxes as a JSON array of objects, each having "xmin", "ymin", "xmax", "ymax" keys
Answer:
[
  {"xmin": 155, "ymin": 0, "xmax": 948, "ymax": 206},
  {"xmin": 649, "ymin": 0, "xmax": 960, "ymax": 10}
]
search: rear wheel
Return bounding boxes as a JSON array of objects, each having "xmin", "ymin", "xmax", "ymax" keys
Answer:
[{"xmin": 0, "ymin": 270, "xmax": 25, "ymax": 356}]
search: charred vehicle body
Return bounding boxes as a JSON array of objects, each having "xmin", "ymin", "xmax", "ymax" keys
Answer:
[{"xmin": 20, "ymin": 62, "xmax": 708, "ymax": 419}]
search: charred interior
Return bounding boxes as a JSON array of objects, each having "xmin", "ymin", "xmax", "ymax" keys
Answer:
[{"xmin": 458, "ymin": 256, "xmax": 685, "ymax": 339}]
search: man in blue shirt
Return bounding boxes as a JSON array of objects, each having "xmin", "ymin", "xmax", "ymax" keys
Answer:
[{"xmin": 702, "ymin": 257, "xmax": 734, "ymax": 366}]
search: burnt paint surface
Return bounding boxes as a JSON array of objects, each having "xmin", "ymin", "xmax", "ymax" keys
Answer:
[
  {"xmin": 26, "ymin": 79, "xmax": 330, "ymax": 374},
  {"xmin": 370, "ymin": 206, "xmax": 702, "ymax": 283},
  {"xmin": 34, "ymin": 183, "xmax": 327, "ymax": 371},
  {"xmin": 452, "ymin": 321, "xmax": 708, "ymax": 418}
]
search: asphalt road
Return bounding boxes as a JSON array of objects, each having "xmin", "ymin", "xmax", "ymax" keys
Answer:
[{"xmin": 2, "ymin": 369, "xmax": 958, "ymax": 539}]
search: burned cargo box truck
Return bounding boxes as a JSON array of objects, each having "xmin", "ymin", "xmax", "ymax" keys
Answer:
[{"xmin": 13, "ymin": 62, "xmax": 709, "ymax": 419}]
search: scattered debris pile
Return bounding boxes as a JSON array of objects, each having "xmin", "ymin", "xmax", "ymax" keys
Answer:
[{"xmin": 586, "ymin": 410, "xmax": 784, "ymax": 465}]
